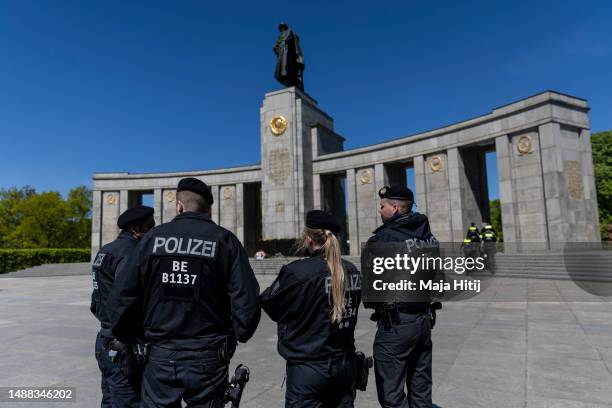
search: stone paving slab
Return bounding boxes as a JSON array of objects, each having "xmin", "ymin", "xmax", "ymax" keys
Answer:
[{"xmin": 1, "ymin": 274, "xmax": 612, "ymax": 407}]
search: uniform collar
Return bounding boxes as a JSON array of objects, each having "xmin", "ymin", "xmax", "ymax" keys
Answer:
[
  {"xmin": 117, "ymin": 230, "xmax": 137, "ymax": 241},
  {"xmin": 309, "ymin": 248, "xmax": 324, "ymax": 258},
  {"xmin": 174, "ymin": 211, "xmax": 213, "ymax": 222},
  {"xmin": 373, "ymin": 212, "xmax": 411, "ymax": 233}
]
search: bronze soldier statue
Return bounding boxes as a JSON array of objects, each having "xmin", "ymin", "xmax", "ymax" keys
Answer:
[{"xmin": 273, "ymin": 22, "xmax": 305, "ymax": 91}]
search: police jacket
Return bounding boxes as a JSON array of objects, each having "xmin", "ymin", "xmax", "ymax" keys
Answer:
[
  {"xmin": 90, "ymin": 230, "xmax": 139, "ymax": 337},
  {"xmin": 366, "ymin": 212, "xmax": 438, "ymax": 311},
  {"xmin": 261, "ymin": 251, "xmax": 361, "ymax": 363},
  {"xmin": 368, "ymin": 212, "xmax": 436, "ymax": 244},
  {"xmin": 108, "ymin": 212, "xmax": 261, "ymax": 350}
]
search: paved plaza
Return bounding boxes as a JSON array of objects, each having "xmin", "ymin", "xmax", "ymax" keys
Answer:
[{"xmin": 1, "ymin": 271, "xmax": 612, "ymax": 408}]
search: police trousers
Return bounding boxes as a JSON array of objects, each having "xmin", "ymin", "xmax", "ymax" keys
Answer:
[
  {"xmin": 94, "ymin": 332, "xmax": 141, "ymax": 408},
  {"xmin": 141, "ymin": 345, "xmax": 228, "ymax": 408},
  {"xmin": 285, "ymin": 354, "xmax": 354, "ymax": 408},
  {"xmin": 373, "ymin": 312, "xmax": 432, "ymax": 408}
]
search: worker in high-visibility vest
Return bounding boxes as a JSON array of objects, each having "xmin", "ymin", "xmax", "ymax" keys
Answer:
[{"xmin": 481, "ymin": 224, "xmax": 498, "ymax": 272}]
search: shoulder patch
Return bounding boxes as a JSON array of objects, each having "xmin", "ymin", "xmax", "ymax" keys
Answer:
[{"xmin": 93, "ymin": 253, "xmax": 106, "ymax": 267}]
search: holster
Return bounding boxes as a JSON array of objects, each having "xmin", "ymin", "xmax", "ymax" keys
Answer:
[
  {"xmin": 353, "ymin": 352, "xmax": 373, "ymax": 392},
  {"xmin": 218, "ymin": 336, "xmax": 237, "ymax": 363},
  {"xmin": 376, "ymin": 303, "xmax": 400, "ymax": 329},
  {"xmin": 224, "ymin": 364, "xmax": 250, "ymax": 408},
  {"xmin": 429, "ymin": 302, "xmax": 442, "ymax": 329},
  {"xmin": 109, "ymin": 339, "xmax": 146, "ymax": 377}
]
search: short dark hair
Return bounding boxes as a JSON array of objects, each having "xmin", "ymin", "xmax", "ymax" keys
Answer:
[
  {"xmin": 177, "ymin": 190, "xmax": 210, "ymax": 213},
  {"xmin": 383, "ymin": 198, "xmax": 412, "ymax": 214}
]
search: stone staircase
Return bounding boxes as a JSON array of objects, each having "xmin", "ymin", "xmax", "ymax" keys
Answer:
[
  {"xmin": 253, "ymin": 253, "xmax": 612, "ymax": 282},
  {"xmin": 2, "ymin": 252, "xmax": 609, "ymax": 282},
  {"xmin": 474, "ymin": 251, "xmax": 612, "ymax": 281}
]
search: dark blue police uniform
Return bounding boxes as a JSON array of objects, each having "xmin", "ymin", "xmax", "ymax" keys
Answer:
[
  {"xmin": 108, "ymin": 211, "xmax": 261, "ymax": 408},
  {"xmin": 368, "ymin": 211, "xmax": 436, "ymax": 408},
  {"xmin": 262, "ymin": 252, "xmax": 362, "ymax": 408},
  {"xmin": 91, "ymin": 230, "xmax": 141, "ymax": 408}
]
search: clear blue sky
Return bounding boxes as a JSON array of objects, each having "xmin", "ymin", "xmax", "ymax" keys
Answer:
[{"xmin": 1, "ymin": 0, "xmax": 611, "ymax": 200}]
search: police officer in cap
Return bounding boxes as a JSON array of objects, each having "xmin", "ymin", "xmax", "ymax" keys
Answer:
[
  {"xmin": 91, "ymin": 205, "xmax": 155, "ymax": 408},
  {"xmin": 108, "ymin": 177, "xmax": 261, "ymax": 408},
  {"xmin": 367, "ymin": 185, "xmax": 437, "ymax": 408},
  {"xmin": 262, "ymin": 210, "xmax": 361, "ymax": 407}
]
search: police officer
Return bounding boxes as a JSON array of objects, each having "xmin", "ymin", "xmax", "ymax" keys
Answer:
[
  {"xmin": 367, "ymin": 185, "xmax": 437, "ymax": 408},
  {"xmin": 480, "ymin": 223, "xmax": 498, "ymax": 272},
  {"xmin": 466, "ymin": 222, "xmax": 481, "ymax": 242},
  {"xmin": 262, "ymin": 210, "xmax": 361, "ymax": 408},
  {"xmin": 108, "ymin": 177, "xmax": 261, "ymax": 408},
  {"xmin": 91, "ymin": 205, "xmax": 155, "ymax": 408}
]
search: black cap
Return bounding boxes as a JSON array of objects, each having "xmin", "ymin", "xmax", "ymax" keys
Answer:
[
  {"xmin": 306, "ymin": 210, "xmax": 340, "ymax": 234},
  {"xmin": 177, "ymin": 177, "xmax": 213, "ymax": 204},
  {"xmin": 117, "ymin": 206, "xmax": 154, "ymax": 230},
  {"xmin": 378, "ymin": 185, "xmax": 414, "ymax": 202}
]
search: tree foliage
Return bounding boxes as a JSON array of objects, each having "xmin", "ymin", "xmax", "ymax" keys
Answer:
[
  {"xmin": 592, "ymin": 131, "xmax": 612, "ymax": 241},
  {"xmin": 0, "ymin": 186, "xmax": 92, "ymax": 248},
  {"xmin": 489, "ymin": 199, "xmax": 503, "ymax": 241}
]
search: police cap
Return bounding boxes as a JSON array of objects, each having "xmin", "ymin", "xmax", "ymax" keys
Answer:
[
  {"xmin": 378, "ymin": 185, "xmax": 414, "ymax": 202},
  {"xmin": 177, "ymin": 177, "xmax": 214, "ymax": 205},
  {"xmin": 306, "ymin": 210, "xmax": 340, "ymax": 234},
  {"xmin": 117, "ymin": 206, "xmax": 154, "ymax": 230}
]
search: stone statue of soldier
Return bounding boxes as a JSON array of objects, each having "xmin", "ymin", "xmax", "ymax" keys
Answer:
[{"xmin": 273, "ymin": 22, "xmax": 305, "ymax": 91}]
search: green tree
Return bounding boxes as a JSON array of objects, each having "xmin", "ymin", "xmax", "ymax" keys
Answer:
[
  {"xmin": 591, "ymin": 131, "xmax": 612, "ymax": 241},
  {"xmin": 489, "ymin": 199, "xmax": 504, "ymax": 241},
  {"xmin": 0, "ymin": 185, "xmax": 92, "ymax": 248}
]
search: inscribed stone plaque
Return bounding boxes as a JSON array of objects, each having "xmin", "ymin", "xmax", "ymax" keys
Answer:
[
  {"xmin": 275, "ymin": 200, "xmax": 285, "ymax": 214},
  {"xmin": 268, "ymin": 148, "xmax": 290, "ymax": 186},
  {"xmin": 565, "ymin": 160, "xmax": 584, "ymax": 199}
]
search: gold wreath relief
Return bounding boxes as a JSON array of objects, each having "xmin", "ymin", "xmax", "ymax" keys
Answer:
[
  {"xmin": 429, "ymin": 155, "xmax": 443, "ymax": 172},
  {"xmin": 166, "ymin": 191, "xmax": 176, "ymax": 203},
  {"xmin": 223, "ymin": 187, "xmax": 233, "ymax": 200},
  {"xmin": 359, "ymin": 169, "xmax": 372, "ymax": 185},
  {"xmin": 269, "ymin": 115, "xmax": 288, "ymax": 136},
  {"xmin": 106, "ymin": 193, "xmax": 116, "ymax": 205},
  {"xmin": 517, "ymin": 135, "xmax": 533, "ymax": 155}
]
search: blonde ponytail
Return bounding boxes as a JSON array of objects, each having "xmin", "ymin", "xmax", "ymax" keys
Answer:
[
  {"xmin": 298, "ymin": 228, "xmax": 347, "ymax": 322},
  {"xmin": 323, "ymin": 230, "xmax": 346, "ymax": 322}
]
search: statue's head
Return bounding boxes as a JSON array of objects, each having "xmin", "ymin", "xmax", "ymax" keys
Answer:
[{"xmin": 278, "ymin": 22, "xmax": 289, "ymax": 32}]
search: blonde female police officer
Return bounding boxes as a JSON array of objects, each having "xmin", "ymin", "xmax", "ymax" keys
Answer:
[{"xmin": 262, "ymin": 210, "xmax": 362, "ymax": 408}]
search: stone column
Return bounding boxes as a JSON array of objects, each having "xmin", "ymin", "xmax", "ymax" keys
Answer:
[
  {"xmin": 313, "ymin": 173, "xmax": 322, "ymax": 210},
  {"xmin": 219, "ymin": 185, "xmax": 237, "ymax": 234},
  {"xmin": 580, "ymin": 129, "xmax": 601, "ymax": 241},
  {"xmin": 91, "ymin": 190, "xmax": 102, "ymax": 259},
  {"xmin": 356, "ymin": 167, "xmax": 377, "ymax": 248},
  {"xmin": 101, "ymin": 191, "xmax": 120, "ymax": 246},
  {"xmin": 447, "ymin": 148, "xmax": 466, "ymax": 242},
  {"xmin": 153, "ymin": 189, "xmax": 162, "ymax": 226},
  {"xmin": 495, "ymin": 135, "xmax": 518, "ymax": 243},
  {"xmin": 539, "ymin": 123, "xmax": 600, "ymax": 244},
  {"xmin": 260, "ymin": 87, "xmax": 334, "ymax": 240},
  {"xmin": 119, "ymin": 190, "xmax": 128, "ymax": 215},
  {"xmin": 374, "ymin": 163, "xmax": 386, "ymax": 228},
  {"xmin": 211, "ymin": 185, "xmax": 220, "ymax": 225},
  {"xmin": 413, "ymin": 155, "xmax": 428, "ymax": 215},
  {"xmin": 236, "ymin": 183, "xmax": 245, "ymax": 244},
  {"xmin": 346, "ymin": 169, "xmax": 359, "ymax": 255},
  {"xmin": 423, "ymin": 153, "xmax": 452, "ymax": 241},
  {"xmin": 509, "ymin": 130, "xmax": 548, "ymax": 244},
  {"xmin": 162, "ymin": 189, "xmax": 176, "ymax": 224}
]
